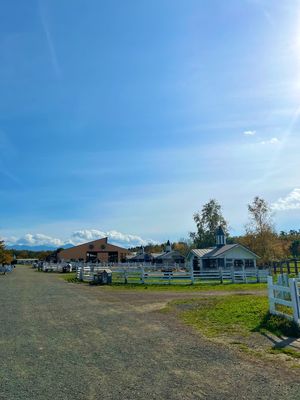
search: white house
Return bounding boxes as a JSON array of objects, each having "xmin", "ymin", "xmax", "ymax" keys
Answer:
[{"xmin": 186, "ymin": 226, "xmax": 260, "ymax": 271}]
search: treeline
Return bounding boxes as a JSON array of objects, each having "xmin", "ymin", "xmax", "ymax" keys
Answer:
[
  {"xmin": 0, "ymin": 242, "xmax": 53, "ymax": 263},
  {"xmin": 7, "ymin": 249, "xmax": 54, "ymax": 260}
]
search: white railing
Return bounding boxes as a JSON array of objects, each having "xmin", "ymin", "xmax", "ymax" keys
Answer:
[
  {"xmin": 268, "ymin": 274, "xmax": 300, "ymax": 325},
  {"xmin": 40, "ymin": 262, "xmax": 82, "ymax": 273},
  {"xmin": 76, "ymin": 264, "xmax": 268, "ymax": 284}
]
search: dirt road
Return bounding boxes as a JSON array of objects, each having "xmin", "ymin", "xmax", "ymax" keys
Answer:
[{"xmin": 0, "ymin": 266, "xmax": 299, "ymax": 400}]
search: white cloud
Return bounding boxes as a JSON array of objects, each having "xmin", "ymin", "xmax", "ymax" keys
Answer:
[
  {"xmin": 13, "ymin": 233, "xmax": 64, "ymax": 247},
  {"xmin": 244, "ymin": 130, "xmax": 256, "ymax": 136},
  {"xmin": 5, "ymin": 229, "xmax": 156, "ymax": 249},
  {"xmin": 260, "ymin": 137, "xmax": 280, "ymax": 145},
  {"xmin": 272, "ymin": 188, "xmax": 300, "ymax": 211},
  {"xmin": 70, "ymin": 229, "xmax": 156, "ymax": 247}
]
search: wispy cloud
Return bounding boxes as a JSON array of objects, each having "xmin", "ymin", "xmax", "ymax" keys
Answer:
[
  {"xmin": 260, "ymin": 137, "xmax": 280, "ymax": 145},
  {"xmin": 272, "ymin": 188, "xmax": 300, "ymax": 211},
  {"xmin": 38, "ymin": 0, "xmax": 61, "ymax": 78},
  {"xmin": 244, "ymin": 130, "xmax": 256, "ymax": 136}
]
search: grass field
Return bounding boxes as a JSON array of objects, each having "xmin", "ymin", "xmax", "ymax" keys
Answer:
[{"xmin": 167, "ymin": 295, "xmax": 300, "ymax": 339}]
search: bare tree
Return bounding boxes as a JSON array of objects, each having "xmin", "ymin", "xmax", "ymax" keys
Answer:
[{"xmin": 247, "ymin": 196, "xmax": 274, "ymax": 235}]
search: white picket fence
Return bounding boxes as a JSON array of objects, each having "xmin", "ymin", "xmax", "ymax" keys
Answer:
[
  {"xmin": 76, "ymin": 264, "xmax": 268, "ymax": 284},
  {"xmin": 268, "ymin": 274, "xmax": 300, "ymax": 325}
]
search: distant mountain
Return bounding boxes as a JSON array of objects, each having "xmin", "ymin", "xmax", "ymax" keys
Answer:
[{"xmin": 7, "ymin": 243, "xmax": 74, "ymax": 251}]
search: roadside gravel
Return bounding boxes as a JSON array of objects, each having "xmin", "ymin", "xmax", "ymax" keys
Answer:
[{"xmin": 0, "ymin": 266, "xmax": 299, "ymax": 400}]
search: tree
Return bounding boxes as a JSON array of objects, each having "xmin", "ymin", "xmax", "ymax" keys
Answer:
[
  {"xmin": 290, "ymin": 240, "xmax": 300, "ymax": 258},
  {"xmin": 0, "ymin": 240, "xmax": 13, "ymax": 264},
  {"xmin": 247, "ymin": 196, "xmax": 274, "ymax": 235},
  {"xmin": 242, "ymin": 196, "xmax": 284, "ymax": 263},
  {"xmin": 173, "ymin": 239, "xmax": 192, "ymax": 256},
  {"xmin": 190, "ymin": 199, "xmax": 228, "ymax": 248}
]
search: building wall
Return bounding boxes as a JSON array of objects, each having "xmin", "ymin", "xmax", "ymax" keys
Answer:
[{"xmin": 57, "ymin": 238, "xmax": 130, "ymax": 262}]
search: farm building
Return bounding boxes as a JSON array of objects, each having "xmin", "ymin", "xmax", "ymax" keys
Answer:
[
  {"xmin": 57, "ymin": 237, "xmax": 130, "ymax": 263},
  {"xmin": 153, "ymin": 240, "xmax": 185, "ymax": 265},
  {"xmin": 186, "ymin": 226, "xmax": 259, "ymax": 271},
  {"xmin": 128, "ymin": 240, "xmax": 185, "ymax": 266}
]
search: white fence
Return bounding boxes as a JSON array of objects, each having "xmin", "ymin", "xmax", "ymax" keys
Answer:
[
  {"xmin": 38, "ymin": 262, "xmax": 81, "ymax": 273},
  {"xmin": 268, "ymin": 274, "xmax": 300, "ymax": 325},
  {"xmin": 76, "ymin": 264, "xmax": 268, "ymax": 284},
  {"xmin": 0, "ymin": 265, "xmax": 14, "ymax": 275}
]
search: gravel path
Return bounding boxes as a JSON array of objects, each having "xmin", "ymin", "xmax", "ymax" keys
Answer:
[{"xmin": 0, "ymin": 266, "xmax": 299, "ymax": 400}]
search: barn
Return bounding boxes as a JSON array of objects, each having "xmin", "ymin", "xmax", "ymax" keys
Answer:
[
  {"xmin": 186, "ymin": 226, "xmax": 259, "ymax": 271},
  {"xmin": 57, "ymin": 237, "xmax": 130, "ymax": 263}
]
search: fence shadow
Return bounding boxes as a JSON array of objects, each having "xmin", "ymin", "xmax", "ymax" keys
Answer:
[{"xmin": 253, "ymin": 312, "xmax": 300, "ymax": 345}]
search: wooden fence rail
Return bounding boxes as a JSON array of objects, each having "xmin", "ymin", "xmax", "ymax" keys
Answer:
[{"xmin": 269, "ymin": 259, "xmax": 300, "ymax": 275}]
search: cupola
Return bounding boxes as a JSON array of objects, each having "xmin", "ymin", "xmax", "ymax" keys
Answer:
[{"xmin": 216, "ymin": 226, "xmax": 226, "ymax": 248}]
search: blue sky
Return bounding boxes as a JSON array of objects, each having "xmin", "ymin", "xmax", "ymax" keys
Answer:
[{"xmin": 1, "ymin": 0, "xmax": 300, "ymax": 248}]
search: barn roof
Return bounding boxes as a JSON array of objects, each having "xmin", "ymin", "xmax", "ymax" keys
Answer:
[
  {"xmin": 190, "ymin": 248, "xmax": 215, "ymax": 257},
  {"xmin": 209, "ymin": 244, "xmax": 238, "ymax": 257},
  {"xmin": 155, "ymin": 250, "xmax": 185, "ymax": 259},
  {"xmin": 189, "ymin": 244, "xmax": 259, "ymax": 259}
]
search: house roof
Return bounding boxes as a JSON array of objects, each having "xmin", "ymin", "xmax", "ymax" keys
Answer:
[
  {"xmin": 190, "ymin": 248, "xmax": 215, "ymax": 258},
  {"xmin": 58, "ymin": 237, "xmax": 130, "ymax": 257},
  {"xmin": 151, "ymin": 252, "xmax": 164, "ymax": 258},
  {"xmin": 208, "ymin": 244, "xmax": 238, "ymax": 257},
  {"xmin": 155, "ymin": 250, "xmax": 185, "ymax": 260},
  {"xmin": 189, "ymin": 244, "xmax": 259, "ymax": 259}
]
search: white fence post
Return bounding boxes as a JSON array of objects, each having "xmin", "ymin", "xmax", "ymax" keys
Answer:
[
  {"xmin": 289, "ymin": 278, "xmax": 300, "ymax": 324},
  {"xmin": 242, "ymin": 264, "xmax": 246, "ymax": 283},
  {"xmin": 190, "ymin": 265, "xmax": 195, "ymax": 285},
  {"xmin": 267, "ymin": 276, "xmax": 275, "ymax": 314},
  {"xmin": 231, "ymin": 267, "xmax": 235, "ymax": 283},
  {"xmin": 141, "ymin": 266, "xmax": 145, "ymax": 284}
]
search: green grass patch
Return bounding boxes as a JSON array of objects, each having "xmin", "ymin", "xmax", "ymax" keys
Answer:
[
  {"xmin": 62, "ymin": 273, "xmax": 81, "ymax": 283},
  {"xmin": 257, "ymin": 313, "xmax": 300, "ymax": 337},
  {"xmin": 268, "ymin": 347, "xmax": 300, "ymax": 359},
  {"xmin": 170, "ymin": 294, "xmax": 300, "ymax": 338}
]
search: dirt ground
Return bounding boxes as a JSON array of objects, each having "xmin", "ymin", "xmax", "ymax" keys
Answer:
[{"xmin": 0, "ymin": 266, "xmax": 299, "ymax": 400}]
